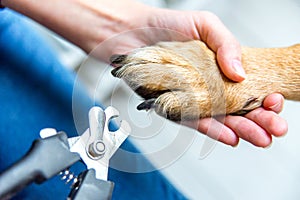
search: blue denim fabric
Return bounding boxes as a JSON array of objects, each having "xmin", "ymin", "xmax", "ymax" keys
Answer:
[{"xmin": 0, "ymin": 9, "xmax": 186, "ymax": 200}]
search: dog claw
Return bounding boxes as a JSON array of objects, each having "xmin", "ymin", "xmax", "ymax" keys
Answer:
[
  {"xmin": 137, "ymin": 99, "xmax": 156, "ymax": 111},
  {"xmin": 111, "ymin": 67, "xmax": 121, "ymax": 77},
  {"xmin": 110, "ymin": 54, "xmax": 127, "ymax": 64}
]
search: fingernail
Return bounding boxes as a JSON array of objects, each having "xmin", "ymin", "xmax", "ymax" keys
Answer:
[
  {"xmin": 232, "ymin": 59, "xmax": 246, "ymax": 79},
  {"xmin": 269, "ymin": 96, "xmax": 284, "ymax": 112},
  {"xmin": 269, "ymin": 102, "xmax": 281, "ymax": 112}
]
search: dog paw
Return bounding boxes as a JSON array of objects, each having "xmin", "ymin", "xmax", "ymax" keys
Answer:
[
  {"xmin": 111, "ymin": 41, "xmax": 229, "ymax": 120},
  {"xmin": 110, "ymin": 40, "xmax": 270, "ymax": 121}
]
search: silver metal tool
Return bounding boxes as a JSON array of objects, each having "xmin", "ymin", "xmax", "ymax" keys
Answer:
[{"xmin": 68, "ymin": 106, "xmax": 131, "ymax": 180}]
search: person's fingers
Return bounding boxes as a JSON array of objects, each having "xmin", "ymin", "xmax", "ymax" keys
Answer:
[
  {"xmin": 245, "ymin": 107, "xmax": 288, "ymax": 137},
  {"xmin": 183, "ymin": 106, "xmax": 287, "ymax": 147},
  {"xmin": 182, "ymin": 118, "xmax": 239, "ymax": 146},
  {"xmin": 217, "ymin": 45, "xmax": 246, "ymax": 82},
  {"xmin": 224, "ymin": 115, "xmax": 272, "ymax": 147},
  {"xmin": 197, "ymin": 11, "xmax": 245, "ymax": 82},
  {"xmin": 263, "ymin": 93, "xmax": 285, "ymax": 113}
]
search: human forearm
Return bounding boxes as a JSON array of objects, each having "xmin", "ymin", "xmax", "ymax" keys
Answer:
[{"xmin": 2, "ymin": 0, "xmax": 152, "ymax": 53}]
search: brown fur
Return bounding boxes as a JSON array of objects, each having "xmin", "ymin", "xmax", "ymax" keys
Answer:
[{"xmin": 111, "ymin": 40, "xmax": 300, "ymax": 121}]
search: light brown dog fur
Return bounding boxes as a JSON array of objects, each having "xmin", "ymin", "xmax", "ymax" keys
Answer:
[{"xmin": 111, "ymin": 40, "xmax": 300, "ymax": 121}]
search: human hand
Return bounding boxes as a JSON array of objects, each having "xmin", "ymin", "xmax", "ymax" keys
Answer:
[
  {"xmin": 150, "ymin": 10, "xmax": 288, "ymax": 147},
  {"xmin": 104, "ymin": 6, "xmax": 288, "ymax": 147}
]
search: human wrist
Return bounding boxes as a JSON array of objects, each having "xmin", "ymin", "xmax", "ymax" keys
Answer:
[
  {"xmin": 0, "ymin": 0, "xmax": 106, "ymax": 51},
  {"xmin": 80, "ymin": 0, "xmax": 156, "ymax": 50}
]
